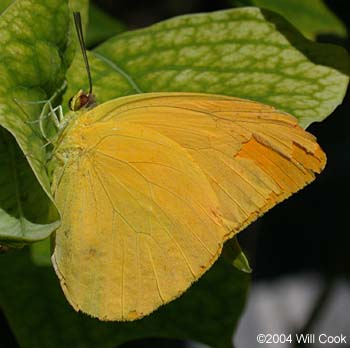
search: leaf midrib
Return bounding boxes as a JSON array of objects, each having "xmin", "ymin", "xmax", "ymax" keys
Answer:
[{"xmin": 93, "ymin": 51, "xmax": 143, "ymax": 93}]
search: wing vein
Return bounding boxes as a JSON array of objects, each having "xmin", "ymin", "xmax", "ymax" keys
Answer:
[
  {"xmin": 95, "ymin": 152, "xmax": 217, "ymax": 257},
  {"xmin": 146, "ymin": 242, "xmax": 165, "ymax": 303},
  {"xmin": 93, "ymin": 159, "xmax": 197, "ymax": 276},
  {"xmin": 95, "ymin": 150, "xmax": 222, "ymax": 237}
]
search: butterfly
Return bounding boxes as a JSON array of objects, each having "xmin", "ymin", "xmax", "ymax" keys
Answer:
[{"xmin": 50, "ymin": 13, "xmax": 326, "ymax": 321}]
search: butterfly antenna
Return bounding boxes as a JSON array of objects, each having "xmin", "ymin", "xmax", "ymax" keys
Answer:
[{"xmin": 73, "ymin": 12, "xmax": 93, "ymax": 95}]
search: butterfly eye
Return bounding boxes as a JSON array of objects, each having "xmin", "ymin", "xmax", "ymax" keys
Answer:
[
  {"xmin": 79, "ymin": 93, "xmax": 90, "ymax": 108},
  {"xmin": 68, "ymin": 96, "xmax": 74, "ymax": 111}
]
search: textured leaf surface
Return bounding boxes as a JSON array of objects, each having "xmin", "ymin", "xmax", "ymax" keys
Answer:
[
  {"xmin": 233, "ymin": 0, "xmax": 347, "ymax": 40},
  {"xmin": 64, "ymin": 7, "xmax": 349, "ymax": 128},
  {"xmin": 0, "ymin": 0, "xmax": 75, "ymax": 243},
  {"xmin": 0, "ymin": 250, "xmax": 249, "ymax": 348}
]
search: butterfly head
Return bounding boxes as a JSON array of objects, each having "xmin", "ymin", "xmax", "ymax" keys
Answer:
[{"xmin": 69, "ymin": 89, "xmax": 96, "ymax": 111}]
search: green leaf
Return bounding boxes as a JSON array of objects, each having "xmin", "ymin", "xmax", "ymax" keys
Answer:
[
  {"xmin": 0, "ymin": 0, "xmax": 89, "ymax": 244},
  {"xmin": 0, "ymin": 250, "xmax": 249, "ymax": 348},
  {"xmin": 233, "ymin": 0, "xmax": 347, "ymax": 40},
  {"xmin": 0, "ymin": 0, "xmax": 71, "ymax": 244},
  {"xmin": 223, "ymin": 237, "xmax": 252, "ymax": 274},
  {"xmin": 0, "ymin": 0, "xmax": 14, "ymax": 14},
  {"xmin": 0, "ymin": 130, "xmax": 59, "ymax": 246},
  {"xmin": 64, "ymin": 7, "xmax": 349, "ymax": 128},
  {"xmin": 30, "ymin": 237, "xmax": 51, "ymax": 266},
  {"xmin": 86, "ymin": 4, "xmax": 125, "ymax": 48}
]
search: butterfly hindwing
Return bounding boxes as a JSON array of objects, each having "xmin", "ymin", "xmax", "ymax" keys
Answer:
[{"xmin": 52, "ymin": 120, "xmax": 228, "ymax": 321}]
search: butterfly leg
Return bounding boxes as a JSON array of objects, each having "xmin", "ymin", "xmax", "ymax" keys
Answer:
[
  {"xmin": 53, "ymin": 105, "xmax": 66, "ymax": 130},
  {"xmin": 13, "ymin": 98, "xmax": 50, "ymax": 141},
  {"xmin": 13, "ymin": 98, "xmax": 59, "ymax": 142},
  {"xmin": 44, "ymin": 101, "xmax": 61, "ymax": 128},
  {"xmin": 13, "ymin": 81, "xmax": 68, "ymax": 139}
]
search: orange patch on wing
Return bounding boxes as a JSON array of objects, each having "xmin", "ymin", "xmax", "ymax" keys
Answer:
[{"xmin": 236, "ymin": 137, "xmax": 317, "ymax": 192}]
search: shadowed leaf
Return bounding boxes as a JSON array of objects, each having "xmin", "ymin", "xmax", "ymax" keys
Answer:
[{"xmin": 86, "ymin": 3, "xmax": 125, "ymax": 48}]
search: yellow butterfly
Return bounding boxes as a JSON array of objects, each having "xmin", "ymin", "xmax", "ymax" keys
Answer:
[{"xmin": 50, "ymin": 13, "xmax": 326, "ymax": 321}]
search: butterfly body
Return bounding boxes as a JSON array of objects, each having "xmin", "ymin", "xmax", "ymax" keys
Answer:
[{"xmin": 51, "ymin": 92, "xmax": 326, "ymax": 321}]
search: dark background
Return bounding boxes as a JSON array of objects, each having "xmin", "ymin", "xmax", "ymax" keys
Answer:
[{"xmin": 0, "ymin": 1, "xmax": 348, "ymax": 347}]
